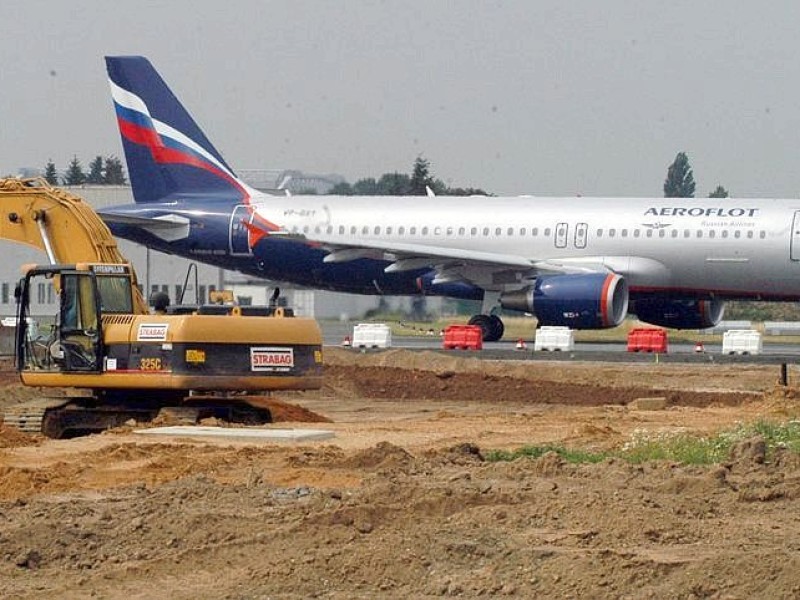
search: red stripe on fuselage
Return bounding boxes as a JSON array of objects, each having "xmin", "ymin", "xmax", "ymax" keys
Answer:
[
  {"xmin": 252, "ymin": 211, "xmax": 279, "ymax": 233},
  {"xmin": 242, "ymin": 210, "xmax": 282, "ymax": 249},
  {"xmin": 243, "ymin": 220, "xmax": 268, "ymax": 246},
  {"xmin": 599, "ymin": 274, "xmax": 614, "ymax": 326}
]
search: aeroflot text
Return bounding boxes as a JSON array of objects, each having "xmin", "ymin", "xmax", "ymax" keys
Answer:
[{"xmin": 645, "ymin": 207, "xmax": 759, "ymax": 217}]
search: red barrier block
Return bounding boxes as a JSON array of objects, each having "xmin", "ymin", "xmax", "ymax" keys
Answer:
[
  {"xmin": 443, "ymin": 325, "xmax": 483, "ymax": 350},
  {"xmin": 626, "ymin": 328, "xmax": 668, "ymax": 353}
]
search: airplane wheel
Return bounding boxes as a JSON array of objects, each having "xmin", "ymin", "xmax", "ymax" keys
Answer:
[
  {"xmin": 468, "ymin": 314, "xmax": 492, "ymax": 341},
  {"xmin": 488, "ymin": 315, "xmax": 505, "ymax": 341},
  {"xmin": 468, "ymin": 314, "xmax": 504, "ymax": 342}
]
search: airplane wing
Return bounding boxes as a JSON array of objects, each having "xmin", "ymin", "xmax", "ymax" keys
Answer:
[{"xmin": 269, "ymin": 232, "xmax": 614, "ymax": 288}]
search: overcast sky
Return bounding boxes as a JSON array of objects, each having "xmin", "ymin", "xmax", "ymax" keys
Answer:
[{"xmin": 3, "ymin": 1, "xmax": 800, "ymax": 197}]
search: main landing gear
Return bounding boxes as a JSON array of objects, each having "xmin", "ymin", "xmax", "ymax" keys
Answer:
[{"xmin": 468, "ymin": 314, "xmax": 505, "ymax": 342}]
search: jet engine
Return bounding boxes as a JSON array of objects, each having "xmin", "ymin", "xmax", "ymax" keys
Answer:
[
  {"xmin": 632, "ymin": 297, "xmax": 725, "ymax": 329},
  {"xmin": 500, "ymin": 273, "xmax": 629, "ymax": 329}
]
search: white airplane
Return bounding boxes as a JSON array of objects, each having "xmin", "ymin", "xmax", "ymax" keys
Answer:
[{"xmin": 103, "ymin": 56, "xmax": 800, "ymax": 341}]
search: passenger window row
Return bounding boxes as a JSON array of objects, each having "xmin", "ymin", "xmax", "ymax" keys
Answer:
[
  {"xmin": 290, "ymin": 224, "xmax": 555, "ymax": 237},
  {"xmin": 288, "ymin": 223, "xmax": 766, "ymax": 241},
  {"xmin": 595, "ymin": 228, "xmax": 765, "ymax": 240}
]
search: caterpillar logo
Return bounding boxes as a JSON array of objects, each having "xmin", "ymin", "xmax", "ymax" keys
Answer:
[
  {"xmin": 91, "ymin": 264, "xmax": 128, "ymax": 274},
  {"xmin": 250, "ymin": 347, "xmax": 294, "ymax": 372}
]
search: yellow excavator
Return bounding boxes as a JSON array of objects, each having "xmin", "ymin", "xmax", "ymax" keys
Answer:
[{"xmin": 0, "ymin": 178, "xmax": 323, "ymax": 437}]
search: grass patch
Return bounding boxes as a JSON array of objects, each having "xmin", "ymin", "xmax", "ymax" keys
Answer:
[
  {"xmin": 485, "ymin": 445, "xmax": 606, "ymax": 464},
  {"xmin": 486, "ymin": 419, "xmax": 800, "ymax": 466},
  {"xmin": 750, "ymin": 420, "xmax": 800, "ymax": 453},
  {"xmin": 620, "ymin": 429, "xmax": 731, "ymax": 465}
]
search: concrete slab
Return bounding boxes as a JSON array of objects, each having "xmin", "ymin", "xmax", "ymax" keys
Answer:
[{"xmin": 134, "ymin": 426, "xmax": 335, "ymax": 442}]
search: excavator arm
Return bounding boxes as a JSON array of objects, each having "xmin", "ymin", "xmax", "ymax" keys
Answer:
[{"xmin": 0, "ymin": 178, "xmax": 147, "ymax": 314}]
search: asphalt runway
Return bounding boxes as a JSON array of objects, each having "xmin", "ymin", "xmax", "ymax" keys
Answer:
[{"xmin": 322, "ymin": 322, "xmax": 800, "ymax": 365}]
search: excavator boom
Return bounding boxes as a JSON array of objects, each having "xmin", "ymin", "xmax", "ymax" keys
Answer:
[{"xmin": 0, "ymin": 178, "xmax": 147, "ymax": 313}]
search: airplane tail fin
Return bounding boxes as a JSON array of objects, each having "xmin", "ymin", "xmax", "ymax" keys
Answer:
[{"xmin": 105, "ymin": 56, "xmax": 253, "ymax": 204}]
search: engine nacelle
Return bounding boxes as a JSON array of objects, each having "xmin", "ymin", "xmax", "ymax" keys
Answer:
[
  {"xmin": 632, "ymin": 298, "xmax": 725, "ymax": 329},
  {"xmin": 500, "ymin": 273, "xmax": 629, "ymax": 329}
]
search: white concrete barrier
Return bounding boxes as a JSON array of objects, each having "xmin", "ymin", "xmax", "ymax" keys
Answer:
[
  {"xmin": 763, "ymin": 321, "xmax": 800, "ymax": 336},
  {"xmin": 721, "ymin": 329, "xmax": 762, "ymax": 355},
  {"xmin": 534, "ymin": 326, "xmax": 574, "ymax": 352},
  {"xmin": 352, "ymin": 323, "xmax": 392, "ymax": 349}
]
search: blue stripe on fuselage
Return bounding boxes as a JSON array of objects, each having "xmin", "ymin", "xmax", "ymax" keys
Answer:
[{"xmin": 100, "ymin": 201, "xmax": 484, "ymax": 299}]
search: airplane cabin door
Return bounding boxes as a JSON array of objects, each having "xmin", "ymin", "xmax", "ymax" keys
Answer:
[
  {"xmin": 229, "ymin": 205, "xmax": 254, "ymax": 256},
  {"xmin": 792, "ymin": 211, "xmax": 800, "ymax": 261},
  {"xmin": 574, "ymin": 222, "xmax": 588, "ymax": 249},
  {"xmin": 555, "ymin": 222, "xmax": 568, "ymax": 249}
]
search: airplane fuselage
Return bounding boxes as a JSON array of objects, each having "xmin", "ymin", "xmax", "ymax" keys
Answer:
[{"xmin": 107, "ymin": 194, "xmax": 800, "ymax": 302}]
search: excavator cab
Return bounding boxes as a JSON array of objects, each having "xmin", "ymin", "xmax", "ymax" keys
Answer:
[{"xmin": 15, "ymin": 265, "xmax": 112, "ymax": 373}]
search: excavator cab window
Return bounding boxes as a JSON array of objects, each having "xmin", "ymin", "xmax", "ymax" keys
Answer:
[
  {"xmin": 16, "ymin": 268, "xmax": 103, "ymax": 373},
  {"xmin": 55, "ymin": 272, "xmax": 101, "ymax": 372},
  {"xmin": 95, "ymin": 274, "xmax": 134, "ymax": 313}
]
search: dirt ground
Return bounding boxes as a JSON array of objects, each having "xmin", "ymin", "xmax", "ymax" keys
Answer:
[{"xmin": 2, "ymin": 348, "xmax": 800, "ymax": 598}]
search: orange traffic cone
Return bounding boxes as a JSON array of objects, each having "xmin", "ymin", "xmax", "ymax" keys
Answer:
[
  {"xmin": 515, "ymin": 338, "xmax": 527, "ymax": 351},
  {"xmin": 342, "ymin": 335, "xmax": 352, "ymax": 347},
  {"xmin": 694, "ymin": 341, "xmax": 704, "ymax": 353}
]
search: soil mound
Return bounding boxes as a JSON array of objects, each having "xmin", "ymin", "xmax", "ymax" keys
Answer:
[
  {"xmin": 344, "ymin": 441, "xmax": 416, "ymax": 470},
  {"xmin": 0, "ymin": 425, "xmax": 40, "ymax": 448},
  {"xmin": 324, "ymin": 363, "xmax": 759, "ymax": 407},
  {"xmin": 261, "ymin": 397, "xmax": 331, "ymax": 422}
]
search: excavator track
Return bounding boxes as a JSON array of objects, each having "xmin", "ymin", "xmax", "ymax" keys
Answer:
[
  {"xmin": 3, "ymin": 398, "xmax": 71, "ymax": 435},
  {"xmin": 2, "ymin": 395, "xmax": 274, "ymax": 438},
  {"xmin": 3, "ymin": 397, "xmax": 161, "ymax": 439}
]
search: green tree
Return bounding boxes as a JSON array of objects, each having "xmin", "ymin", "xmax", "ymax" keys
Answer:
[
  {"xmin": 443, "ymin": 186, "xmax": 489, "ymax": 196},
  {"xmin": 410, "ymin": 155, "xmax": 436, "ymax": 195},
  {"xmin": 324, "ymin": 155, "xmax": 491, "ymax": 197},
  {"xmin": 103, "ymin": 155, "xmax": 126, "ymax": 184},
  {"xmin": 377, "ymin": 172, "xmax": 411, "ymax": 195},
  {"xmin": 352, "ymin": 177, "xmax": 379, "ymax": 195},
  {"xmin": 431, "ymin": 178, "xmax": 448, "ymax": 195},
  {"xmin": 63, "ymin": 155, "xmax": 86, "ymax": 185},
  {"xmin": 87, "ymin": 156, "xmax": 104, "ymax": 184},
  {"xmin": 663, "ymin": 152, "xmax": 696, "ymax": 198},
  {"xmin": 329, "ymin": 181, "xmax": 353, "ymax": 195},
  {"xmin": 44, "ymin": 160, "xmax": 59, "ymax": 185},
  {"xmin": 708, "ymin": 185, "xmax": 729, "ymax": 198}
]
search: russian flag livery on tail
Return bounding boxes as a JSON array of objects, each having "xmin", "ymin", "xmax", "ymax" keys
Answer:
[
  {"xmin": 107, "ymin": 56, "xmax": 254, "ymax": 204},
  {"xmin": 102, "ymin": 55, "xmax": 800, "ymax": 342},
  {"xmin": 105, "ymin": 57, "xmax": 280, "ymax": 252}
]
